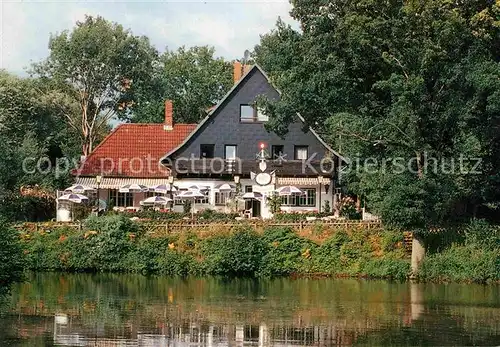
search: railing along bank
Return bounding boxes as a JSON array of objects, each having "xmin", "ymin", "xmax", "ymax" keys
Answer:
[{"xmin": 14, "ymin": 220, "xmax": 383, "ymax": 234}]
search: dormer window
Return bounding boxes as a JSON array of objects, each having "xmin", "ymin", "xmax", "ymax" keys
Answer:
[{"xmin": 240, "ymin": 105, "xmax": 269, "ymax": 123}]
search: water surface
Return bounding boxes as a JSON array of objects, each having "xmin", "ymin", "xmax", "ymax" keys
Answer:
[{"xmin": 0, "ymin": 273, "xmax": 499, "ymax": 346}]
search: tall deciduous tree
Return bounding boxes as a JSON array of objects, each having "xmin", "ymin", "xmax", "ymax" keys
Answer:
[
  {"xmin": 255, "ymin": 0, "xmax": 500, "ymax": 228},
  {"xmin": 0, "ymin": 70, "xmax": 79, "ymax": 193},
  {"xmin": 126, "ymin": 46, "xmax": 232, "ymax": 124},
  {"xmin": 34, "ymin": 15, "xmax": 158, "ymax": 157}
]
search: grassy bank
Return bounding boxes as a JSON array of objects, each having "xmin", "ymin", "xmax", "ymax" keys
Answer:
[
  {"xmin": 19, "ymin": 215, "xmax": 409, "ymax": 280},
  {"xmin": 417, "ymin": 220, "xmax": 500, "ymax": 283}
]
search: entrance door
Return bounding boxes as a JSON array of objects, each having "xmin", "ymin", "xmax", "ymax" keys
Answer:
[
  {"xmin": 245, "ymin": 185, "xmax": 253, "ymax": 211},
  {"xmin": 252, "ymin": 200, "xmax": 261, "ymax": 217}
]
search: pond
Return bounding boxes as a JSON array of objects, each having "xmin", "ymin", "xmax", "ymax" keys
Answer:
[{"xmin": 0, "ymin": 273, "xmax": 499, "ymax": 346}]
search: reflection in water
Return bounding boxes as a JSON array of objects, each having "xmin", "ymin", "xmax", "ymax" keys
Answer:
[{"xmin": 0, "ymin": 273, "xmax": 500, "ymax": 346}]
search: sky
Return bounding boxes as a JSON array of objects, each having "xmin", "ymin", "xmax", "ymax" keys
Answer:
[{"xmin": 0, "ymin": 0, "xmax": 296, "ymax": 76}]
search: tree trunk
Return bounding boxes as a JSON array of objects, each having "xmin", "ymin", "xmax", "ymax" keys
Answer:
[
  {"xmin": 82, "ymin": 135, "xmax": 91, "ymax": 157},
  {"xmin": 415, "ymin": 151, "xmax": 424, "ymax": 179}
]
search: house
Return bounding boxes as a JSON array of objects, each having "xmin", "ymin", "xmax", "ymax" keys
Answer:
[{"xmin": 68, "ymin": 62, "xmax": 345, "ymax": 219}]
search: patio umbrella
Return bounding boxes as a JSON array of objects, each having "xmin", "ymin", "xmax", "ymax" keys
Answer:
[
  {"xmin": 186, "ymin": 184, "xmax": 210, "ymax": 192},
  {"xmin": 140, "ymin": 196, "xmax": 173, "ymax": 206},
  {"xmin": 57, "ymin": 193, "xmax": 90, "ymax": 203},
  {"xmin": 57, "ymin": 193, "xmax": 89, "ymax": 221},
  {"xmin": 149, "ymin": 184, "xmax": 178, "ymax": 194},
  {"xmin": 241, "ymin": 192, "xmax": 263, "ymax": 200},
  {"xmin": 64, "ymin": 184, "xmax": 95, "ymax": 194},
  {"xmin": 177, "ymin": 190, "xmax": 206, "ymax": 218},
  {"xmin": 119, "ymin": 184, "xmax": 148, "ymax": 193},
  {"xmin": 214, "ymin": 183, "xmax": 236, "ymax": 192},
  {"xmin": 275, "ymin": 186, "xmax": 305, "ymax": 196}
]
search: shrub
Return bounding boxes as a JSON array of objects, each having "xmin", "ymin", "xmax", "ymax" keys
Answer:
[
  {"xmin": 266, "ymin": 193, "xmax": 282, "ymax": 214},
  {"xmin": 311, "ymin": 231, "xmax": 348, "ymax": 273},
  {"xmin": 465, "ymin": 219, "xmax": 500, "ymax": 250},
  {"xmin": 418, "ymin": 245, "xmax": 500, "ymax": 283},
  {"xmin": 202, "ymin": 226, "xmax": 267, "ymax": 276},
  {"xmin": 273, "ymin": 212, "xmax": 331, "ymax": 222},
  {"xmin": 361, "ymin": 258, "xmax": 410, "ymax": 280},
  {"xmin": 82, "ymin": 215, "xmax": 139, "ymax": 272},
  {"xmin": 260, "ymin": 227, "xmax": 315, "ymax": 276},
  {"xmin": 0, "ymin": 194, "xmax": 55, "ymax": 222},
  {"xmin": 0, "ymin": 221, "xmax": 25, "ymax": 288}
]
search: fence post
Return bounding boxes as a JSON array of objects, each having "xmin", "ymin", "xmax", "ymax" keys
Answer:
[
  {"xmin": 78, "ymin": 221, "xmax": 82, "ymax": 232},
  {"xmin": 165, "ymin": 222, "xmax": 169, "ymax": 234}
]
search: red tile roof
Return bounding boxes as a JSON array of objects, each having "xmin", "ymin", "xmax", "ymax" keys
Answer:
[{"xmin": 74, "ymin": 123, "xmax": 197, "ymax": 177}]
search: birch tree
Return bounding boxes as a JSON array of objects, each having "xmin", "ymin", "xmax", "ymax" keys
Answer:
[{"xmin": 34, "ymin": 15, "xmax": 158, "ymax": 157}]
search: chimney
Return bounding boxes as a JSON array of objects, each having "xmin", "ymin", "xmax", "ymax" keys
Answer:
[
  {"xmin": 233, "ymin": 61, "xmax": 243, "ymax": 84},
  {"xmin": 164, "ymin": 100, "xmax": 173, "ymax": 131},
  {"xmin": 243, "ymin": 64, "xmax": 252, "ymax": 75}
]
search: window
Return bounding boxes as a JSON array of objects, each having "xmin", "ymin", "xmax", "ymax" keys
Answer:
[
  {"xmin": 281, "ymin": 195, "xmax": 296, "ymax": 206},
  {"xmin": 225, "ymin": 145, "xmax": 237, "ymax": 160},
  {"xmin": 175, "ymin": 190, "xmax": 209, "ymax": 205},
  {"xmin": 200, "ymin": 144, "xmax": 215, "ymax": 158},
  {"xmin": 215, "ymin": 191, "xmax": 232, "ymax": 205},
  {"xmin": 300, "ymin": 188, "xmax": 316, "ymax": 206},
  {"xmin": 109, "ymin": 189, "xmax": 133, "ymax": 207},
  {"xmin": 196, "ymin": 190, "xmax": 209, "ymax": 204},
  {"xmin": 294, "ymin": 146, "xmax": 309, "ymax": 160},
  {"xmin": 240, "ymin": 105, "xmax": 268, "ymax": 123},
  {"xmin": 280, "ymin": 188, "xmax": 316, "ymax": 207},
  {"xmin": 272, "ymin": 145, "xmax": 284, "ymax": 159},
  {"xmin": 240, "ymin": 105, "xmax": 254, "ymax": 122}
]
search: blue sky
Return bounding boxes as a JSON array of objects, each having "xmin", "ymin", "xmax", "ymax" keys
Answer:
[{"xmin": 1, "ymin": 0, "xmax": 296, "ymax": 75}]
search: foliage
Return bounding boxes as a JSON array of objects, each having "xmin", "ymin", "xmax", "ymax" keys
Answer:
[
  {"xmin": 418, "ymin": 245, "xmax": 500, "ymax": 283},
  {"xmin": 273, "ymin": 211, "xmax": 332, "ymax": 222},
  {"xmin": 197, "ymin": 209, "xmax": 239, "ymax": 221},
  {"xmin": 0, "ymin": 221, "xmax": 25, "ymax": 289},
  {"xmin": 20, "ymin": 219, "xmax": 410, "ymax": 279},
  {"xmin": 323, "ymin": 200, "xmax": 331, "ymax": 214},
  {"xmin": 339, "ymin": 196, "xmax": 361, "ymax": 220},
  {"xmin": 266, "ymin": 193, "xmax": 282, "ymax": 214},
  {"xmin": 202, "ymin": 227, "xmax": 268, "ymax": 276},
  {"xmin": 126, "ymin": 45, "xmax": 233, "ymax": 124},
  {"xmin": 464, "ymin": 219, "xmax": 500, "ymax": 250},
  {"xmin": 183, "ymin": 200, "xmax": 192, "ymax": 214},
  {"xmin": 255, "ymin": 0, "xmax": 500, "ymax": 229},
  {"xmin": 0, "ymin": 71, "xmax": 77, "ymax": 197},
  {"xmin": 0, "ymin": 194, "xmax": 55, "ymax": 222},
  {"xmin": 260, "ymin": 227, "xmax": 316, "ymax": 276},
  {"xmin": 72, "ymin": 203, "xmax": 92, "ymax": 221},
  {"xmin": 33, "ymin": 15, "xmax": 158, "ymax": 156},
  {"xmin": 418, "ymin": 219, "xmax": 500, "ymax": 283}
]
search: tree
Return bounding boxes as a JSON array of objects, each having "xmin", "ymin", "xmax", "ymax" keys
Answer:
[
  {"xmin": 255, "ymin": 0, "xmax": 500, "ymax": 229},
  {"xmin": 126, "ymin": 46, "xmax": 232, "ymax": 124},
  {"xmin": 0, "ymin": 71, "xmax": 79, "ymax": 193},
  {"xmin": 34, "ymin": 15, "xmax": 158, "ymax": 156},
  {"xmin": 0, "ymin": 221, "xmax": 24, "ymax": 291}
]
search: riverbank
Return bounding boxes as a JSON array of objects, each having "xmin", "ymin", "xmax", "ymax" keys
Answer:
[
  {"xmin": 17, "ymin": 216, "xmax": 500, "ymax": 283},
  {"xmin": 20, "ymin": 215, "xmax": 410, "ymax": 280}
]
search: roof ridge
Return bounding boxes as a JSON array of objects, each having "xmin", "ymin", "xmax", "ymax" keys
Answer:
[{"xmin": 121, "ymin": 123, "xmax": 197, "ymax": 127}]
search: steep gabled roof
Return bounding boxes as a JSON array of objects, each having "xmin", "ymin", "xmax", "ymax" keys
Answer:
[
  {"xmin": 75, "ymin": 123, "xmax": 197, "ymax": 177},
  {"xmin": 160, "ymin": 64, "xmax": 346, "ymax": 164}
]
